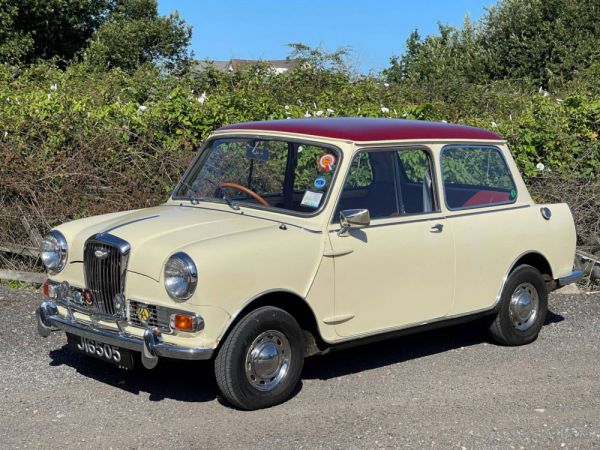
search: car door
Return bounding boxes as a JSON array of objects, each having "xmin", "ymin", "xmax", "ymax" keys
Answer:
[{"xmin": 328, "ymin": 147, "xmax": 455, "ymax": 338}]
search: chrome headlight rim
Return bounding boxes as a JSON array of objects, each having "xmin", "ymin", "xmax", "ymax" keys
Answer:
[
  {"xmin": 40, "ymin": 230, "xmax": 68, "ymax": 275},
  {"xmin": 164, "ymin": 252, "xmax": 198, "ymax": 301}
]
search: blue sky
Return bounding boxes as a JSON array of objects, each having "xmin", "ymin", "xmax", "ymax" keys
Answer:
[{"xmin": 158, "ymin": 1, "xmax": 497, "ymax": 73}]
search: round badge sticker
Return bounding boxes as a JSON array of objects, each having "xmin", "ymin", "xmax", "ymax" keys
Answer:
[
  {"xmin": 314, "ymin": 177, "xmax": 327, "ymax": 189},
  {"xmin": 318, "ymin": 154, "xmax": 336, "ymax": 172}
]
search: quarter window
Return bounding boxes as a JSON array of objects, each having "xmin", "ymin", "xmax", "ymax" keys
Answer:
[{"xmin": 441, "ymin": 146, "xmax": 517, "ymax": 210}]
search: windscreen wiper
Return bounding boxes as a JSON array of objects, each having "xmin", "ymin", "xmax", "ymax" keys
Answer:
[
  {"xmin": 178, "ymin": 181, "xmax": 201, "ymax": 205},
  {"xmin": 221, "ymin": 192, "xmax": 240, "ymax": 211}
]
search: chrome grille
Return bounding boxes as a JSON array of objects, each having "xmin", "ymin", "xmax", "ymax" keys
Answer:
[
  {"xmin": 83, "ymin": 234, "xmax": 130, "ymax": 316},
  {"xmin": 128, "ymin": 300, "xmax": 171, "ymax": 332}
]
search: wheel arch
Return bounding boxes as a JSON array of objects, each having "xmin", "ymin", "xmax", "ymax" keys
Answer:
[
  {"xmin": 501, "ymin": 251, "xmax": 554, "ymax": 300},
  {"xmin": 216, "ymin": 289, "xmax": 326, "ymax": 356}
]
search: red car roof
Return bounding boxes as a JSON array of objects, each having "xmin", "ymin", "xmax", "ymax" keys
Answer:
[{"xmin": 217, "ymin": 118, "xmax": 502, "ymax": 142}]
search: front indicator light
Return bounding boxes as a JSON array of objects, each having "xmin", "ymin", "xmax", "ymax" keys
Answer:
[
  {"xmin": 169, "ymin": 313, "xmax": 204, "ymax": 332},
  {"xmin": 42, "ymin": 280, "xmax": 56, "ymax": 298}
]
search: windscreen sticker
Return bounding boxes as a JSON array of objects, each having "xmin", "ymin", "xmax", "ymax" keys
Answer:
[
  {"xmin": 318, "ymin": 154, "xmax": 336, "ymax": 172},
  {"xmin": 313, "ymin": 177, "xmax": 327, "ymax": 189},
  {"xmin": 510, "ymin": 189, "xmax": 517, "ymax": 199},
  {"xmin": 301, "ymin": 190, "xmax": 323, "ymax": 209}
]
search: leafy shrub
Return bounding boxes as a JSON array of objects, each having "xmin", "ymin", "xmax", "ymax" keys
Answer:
[{"xmin": 0, "ymin": 58, "xmax": 598, "ymax": 270}]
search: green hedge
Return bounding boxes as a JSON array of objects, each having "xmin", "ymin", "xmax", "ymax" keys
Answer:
[{"xmin": 0, "ymin": 61, "xmax": 598, "ymax": 251}]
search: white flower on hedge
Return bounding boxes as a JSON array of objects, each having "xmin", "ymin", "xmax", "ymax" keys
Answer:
[
  {"xmin": 441, "ymin": 120, "xmax": 448, "ymax": 123},
  {"xmin": 304, "ymin": 112, "xmax": 311, "ymax": 117},
  {"xmin": 384, "ymin": 82, "xmax": 390, "ymax": 87},
  {"xmin": 327, "ymin": 108, "xmax": 334, "ymax": 114},
  {"xmin": 491, "ymin": 121, "xmax": 498, "ymax": 128},
  {"xmin": 197, "ymin": 91, "xmax": 208, "ymax": 104},
  {"xmin": 284, "ymin": 105, "xmax": 289, "ymax": 110},
  {"xmin": 138, "ymin": 105, "xmax": 148, "ymax": 112},
  {"xmin": 3, "ymin": 131, "xmax": 7, "ymax": 138},
  {"xmin": 381, "ymin": 106, "xmax": 390, "ymax": 113},
  {"xmin": 50, "ymin": 83, "xmax": 57, "ymax": 91},
  {"xmin": 536, "ymin": 162, "xmax": 545, "ymax": 171},
  {"xmin": 316, "ymin": 110, "xmax": 324, "ymax": 116}
]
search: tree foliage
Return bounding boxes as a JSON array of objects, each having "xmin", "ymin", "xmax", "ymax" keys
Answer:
[
  {"xmin": 0, "ymin": 0, "xmax": 598, "ymax": 258},
  {"xmin": 0, "ymin": 0, "xmax": 112, "ymax": 64},
  {"xmin": 385, "ymin": 0, "xmax": 600, "ymax": 89},
  {"xmin": 84, "ymin": 0, "xmax": 191, "ymax": 71},
  {"xmin": 0, "ymin": 0, "xmax": 190, "ymax": 70}
]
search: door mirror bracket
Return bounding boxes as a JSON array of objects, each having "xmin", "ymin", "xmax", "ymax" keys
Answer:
[{"xmin": 338, "ymin": 209, "xmax": 370, "ymax": 236}]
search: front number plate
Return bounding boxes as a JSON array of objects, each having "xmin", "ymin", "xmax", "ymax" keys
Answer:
[{"xmin": 67, "ymin": 333, "xmax": 134, "ymax": 369}]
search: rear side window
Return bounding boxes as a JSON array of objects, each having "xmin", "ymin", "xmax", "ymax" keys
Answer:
[{"xmin": 441, "ymin": 146, "xmax": 517, "ymax": 210}]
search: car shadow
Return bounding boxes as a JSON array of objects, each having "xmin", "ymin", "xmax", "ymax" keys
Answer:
[
  {"xmin": 47, "ymin": 309, "xmax": 564, "ymax": 403},
  {"xmin": 302, "ymin": 309, "xmax": 565, "ymax": 381},
  {"xmin": 49, "ymin": 346, "xmax": 219, "ymax": 403}
]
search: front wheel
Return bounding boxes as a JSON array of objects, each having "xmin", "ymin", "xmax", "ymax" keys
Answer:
[
  {"xmin": 214, "ymin": 306, "xmax": 305, "ymax": 410},
  {"xmin": 489, "ymin": 264, "xmax": 548, "ymax": 346}
]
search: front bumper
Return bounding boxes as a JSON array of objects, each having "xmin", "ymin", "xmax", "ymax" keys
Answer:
[{"xmin": 36, "ymin": 301, "xmax": 214, "ymax": 366}]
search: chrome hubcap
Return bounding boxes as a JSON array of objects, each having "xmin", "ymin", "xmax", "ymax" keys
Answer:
[
  {"xmin": 509, "ymin": 282, "xmax": 539, "ymax": 331},
  {"xmin": 245, "ymin": 330, "xmax": 291, "ymax": 391}
]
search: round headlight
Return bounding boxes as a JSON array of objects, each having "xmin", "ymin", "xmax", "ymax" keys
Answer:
[
  {"xmin": 164, "ymin": 252, "xmax": 197, "ymax": 301},
  {"xmin": 40, "ymin": 230, "xmax": 68, "ymax": 275}
]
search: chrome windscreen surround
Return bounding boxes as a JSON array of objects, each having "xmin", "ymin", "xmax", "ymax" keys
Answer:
[{"xmin": 83, "ymin": 233, "xmax": 131, "ymax": 317}]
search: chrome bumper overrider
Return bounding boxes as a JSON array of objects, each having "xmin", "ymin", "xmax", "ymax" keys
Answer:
[
  {"xmin": 36, "ymin": 301, "xmax": 214, "ymax": 367},
  {"xmin": 558, "ymin": 270, "xmax": 584, "ymax": 287}
]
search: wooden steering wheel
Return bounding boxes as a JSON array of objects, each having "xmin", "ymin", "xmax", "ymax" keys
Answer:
[{"xmin": 219, "ymin": 182, "xmax": 270, "ymax": 207}]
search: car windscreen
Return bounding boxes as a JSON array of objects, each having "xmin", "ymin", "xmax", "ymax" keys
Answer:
[{"xmin": 174, "ymin": 137, "xmax": 340, "ymax": 215}]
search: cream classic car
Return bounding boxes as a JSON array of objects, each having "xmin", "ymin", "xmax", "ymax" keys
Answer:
[{"xmin": 36, "ymin": 118, "xmax": 582, "ymax": 410}]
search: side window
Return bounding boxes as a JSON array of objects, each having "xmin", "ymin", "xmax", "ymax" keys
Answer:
[
  {"xmin": 336, "ymin": 148, "xmax": 435, "ymax": 221},
  {"xmin": 345, "ymin": 152, "xmax": 373, "ymax": 188},
  {"xmin": 396, "ymin": 149, "xmax": 435, "ymax": 214},
  {"xmin": 441, "ymin": 146, "xmax": 517, "ymax": 210}
]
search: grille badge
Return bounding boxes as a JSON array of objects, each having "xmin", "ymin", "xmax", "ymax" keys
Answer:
[
  {"xmin": 94, "ymin": 248, "xmax": 109, "ymax": 259},
  {"xmin": 137, "ymin": 306, "xmax": 150, "ymax": 324}
]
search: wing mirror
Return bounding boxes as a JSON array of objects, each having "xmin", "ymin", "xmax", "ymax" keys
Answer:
[{"xmin": 339, "ymin": 209, "xmax": 370, "ymax": 236}]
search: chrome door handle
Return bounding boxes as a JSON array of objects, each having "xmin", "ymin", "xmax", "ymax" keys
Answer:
[{"xmin": 431, "ymin": 223, "xmax": 444, "ymax": 232}]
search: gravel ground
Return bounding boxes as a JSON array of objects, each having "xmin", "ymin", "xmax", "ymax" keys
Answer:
[{"xmin": 0, "ymin": 287, "xmax": 599, "ymax": 450}]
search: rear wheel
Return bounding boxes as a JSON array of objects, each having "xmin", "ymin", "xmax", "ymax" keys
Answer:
[
  {"xmin": 489, "ymin": 265, "xmax": 548, "ymax": 346},
  {"xmin": 214, "ymin": 306, "xmax": 304, "ymax": 410}
]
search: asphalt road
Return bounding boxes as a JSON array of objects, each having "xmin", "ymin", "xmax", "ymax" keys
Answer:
[{"xmin": 1, "ymin": 287, "xmax": 599, "ymax": 449}]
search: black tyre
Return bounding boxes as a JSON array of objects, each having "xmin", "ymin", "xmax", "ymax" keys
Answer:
[
  {"xmin": 214, "ymin": 306, "xmax": 305, "ymax": 410},
  {"xmin": 489, "ymin": 264, "xmax": 548, "ymax": 346}
]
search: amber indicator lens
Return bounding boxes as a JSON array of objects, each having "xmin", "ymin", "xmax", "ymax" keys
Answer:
[
  {"xmin": 173, "ymin": 314, "xmax": 193, "ymax": 331},
  {"xmin": 42, "ymin": 281, "xmax": 50, "ymax": 297}
]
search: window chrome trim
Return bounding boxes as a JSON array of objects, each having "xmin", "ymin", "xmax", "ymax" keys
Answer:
[
  {"xmin": 329, "ymin": 144, "xmax": 441, "ymax": 224},
  {"xmin": 445, "ymin": 204, "xmax": 530, "ymax": 219},
  {"xmin": 171, "ymin": 134, "xmax": 344, "ymax": 219},
  {"xmin": 439, "ymin": 144, "xmax": 518, "ymax": 211}
]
